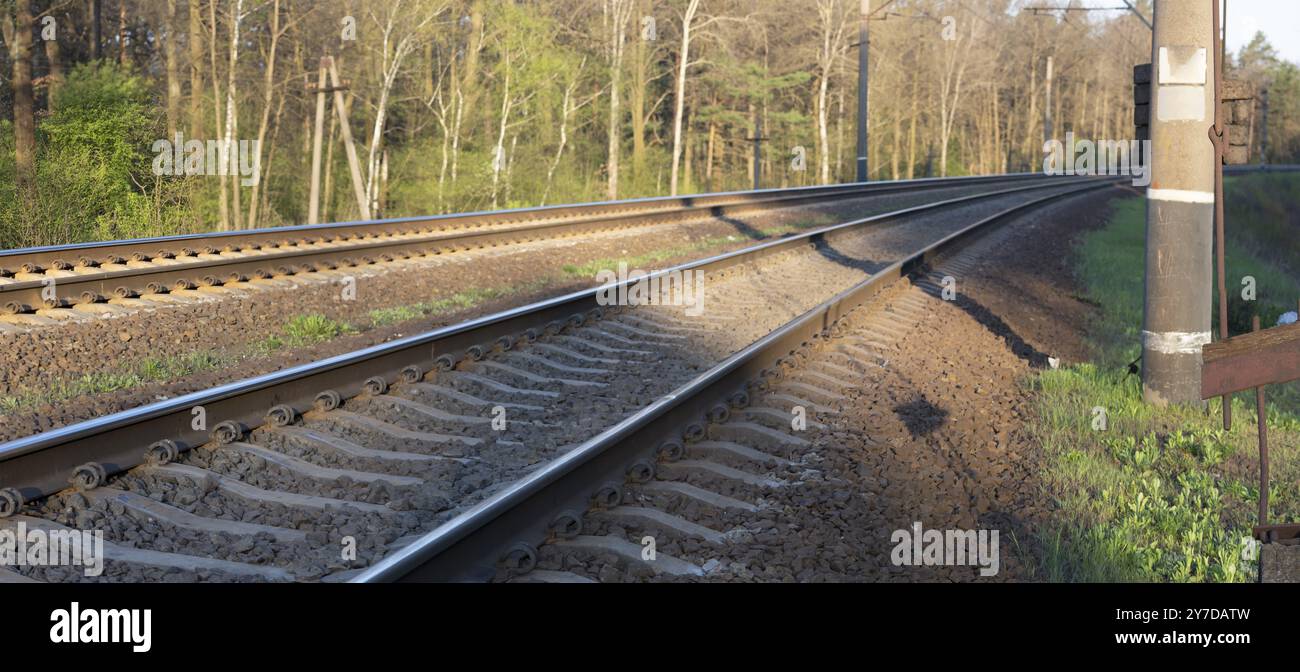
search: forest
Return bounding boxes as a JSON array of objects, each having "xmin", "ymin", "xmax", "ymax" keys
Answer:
[{"xmin": 1, "ymin": 0, "xmax": 1297, "ymax": 248}]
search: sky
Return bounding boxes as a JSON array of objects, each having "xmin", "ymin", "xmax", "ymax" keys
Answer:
[
  {"xmin": 1077, "ymin": 0, "xmax": 1300, "ymax": 65},
  {"xmin": 1222, "ymin": 0, "xmax": 1300, "ymax": 64}
]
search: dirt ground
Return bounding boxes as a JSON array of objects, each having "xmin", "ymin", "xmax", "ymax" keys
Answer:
[
  {"xmin": 533, "ymin": 187, "xmax": 1121, "ymax": 582},
  {"xmin": 806, "ymin": 190, "xmax": 1118, "ymax": 581}
]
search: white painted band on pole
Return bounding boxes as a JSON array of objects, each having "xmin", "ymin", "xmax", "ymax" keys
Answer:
[
  {"xmin": 1147, "ymin": 188, "xmax": 1215, "ymax": 203},
  {"xmin": 1142, "ymin": 330, "xmax": 1211, "ymax": 354}
]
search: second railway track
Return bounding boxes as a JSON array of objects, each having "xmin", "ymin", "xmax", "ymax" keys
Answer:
[
  {"xmin": 0, "ymin": 173, "xmax": 1054, "ymax": 318},
  {"xmin": 0, "ymin": 176, "xmax": 1117, "ymax": 583}
]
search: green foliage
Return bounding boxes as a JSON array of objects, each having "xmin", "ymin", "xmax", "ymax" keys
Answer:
[
  {"xmin": 0, "ymin": 120, "xmax": 14, "ymax": 241},
  {"xmin": 40, "ymin": 62, "xmax": 155, "ymax": 174},
  {"xmin": 1030, "ymin": 193, "xmax": 1300, "ymax": 583},
  {"xmin": 1224, "ymin": 173, "xmax": 1300, "ymax": 280},
  {"xmin": 4, "ymin": 8, "xmax": 1298, "ymax": 249},
  {"xmin": 1032, "ymin": 364, "xmax": 1287, "ymax": 583},
  {"xmin": 1, "ymin": 61, "xmax": 196, "ymax": 247},
  {"xmin": 279, "ymin": 314, "xmax": 354, "ymax": 346},
  {"xmin": 1235, "ymin": 32, "xmax": 1300, "ymax": 164}
]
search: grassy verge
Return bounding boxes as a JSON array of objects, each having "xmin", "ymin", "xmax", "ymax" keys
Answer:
[
  {"xmin": 1029, "ymin": 187, "xmax": 1300, "ymax": 583},
  {"xmin": 0, "ymin": 350, "xmax": 230, "ymax": 413},
  {"xmin": 0, "ymin": 314, "xmax": 356, "ymax": 414},
  {"xmin": 1223, "ymin": 173, "xmax": 1300, "ymax": 276}
]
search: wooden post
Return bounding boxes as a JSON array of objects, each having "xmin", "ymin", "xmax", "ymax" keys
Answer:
[
  {"xmin": 307, "ymin": 58, "xmax": 328, "ymax": 224},
  {"xmin": 748, "ymin": 115, "xmax": 764, "ymax": 191},
  {"xmin": 326, "ymin": 57, "xmax": 372, "ymax": 221},
  {"xmin": 1044, "ymin": 56, "xmax": 1054, "ymax": 143}
]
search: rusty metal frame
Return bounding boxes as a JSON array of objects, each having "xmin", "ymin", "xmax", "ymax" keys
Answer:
[
  {"xmin": 1211, "ymin": 0, "xmax": 1232, "ymax": 429},
  {"xmin": 1203, "ymin": 1, "xmax": 1296, "ymax": 542},
  {"xmin": 1202, "ymin": 306, "xmax": 1300, "ymax": 540}
]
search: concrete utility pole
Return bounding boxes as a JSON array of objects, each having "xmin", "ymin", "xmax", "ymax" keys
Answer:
[
  {"xmin": 1142, "ymin": 0, "xmax": 1216, "ymax": 405},
  {"xmin": 856, "ymin": 0, "xmax": 869, "ymax": 182}
]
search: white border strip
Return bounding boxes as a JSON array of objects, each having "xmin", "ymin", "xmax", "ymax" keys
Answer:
[
  {"xmin": 1143, "ymin": 330, "xmax": 1211, "ymax": 355},
  {"xmin": 1147, "ymin": 188, "xmax": 1215, "ymax": 204}
]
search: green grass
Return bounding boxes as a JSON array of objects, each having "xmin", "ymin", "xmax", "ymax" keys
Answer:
[
  {"xmin": 1224, "ymin": 173, "xmax": 1300, "ymax": 276},
  {"xmin": 255, "ymin": 314, "xmax": 355, "ymax": 353},
  {"xmin": 1, "ymin": 314, "xmax": 359, "ymax": 413},
  {"xmin": 1029, "ymin": 190, "xmax": 1300, "ymax": 583},
  {"xmin": 0, "ymin": 350, "xmax": 229, "ymax": 413}
]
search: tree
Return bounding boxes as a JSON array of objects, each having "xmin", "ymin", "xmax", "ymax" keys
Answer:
[
  {"xmin": 668, "ymin": 0, "xmax": 701, "ymax": 196},
  {"xmin": 813, "ymin": 0, "xmax": 850, "ymax": 184},
  {"xmin": 165, "ymin": 0, "xmax": 181, "ymax": 138},
  {"xmin": 11, "ymin": 0, "xmax": 34, "ymax": 192},
  {"xmin": 359, "ymin": 0, "xmax": 443, "ymax": 216},
  {"xmin": 602, "ymin": 0, "xmax": 633, "ymax": 199}
]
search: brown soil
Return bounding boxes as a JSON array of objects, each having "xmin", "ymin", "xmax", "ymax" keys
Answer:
[
  {"xmin": 793, "ymin": 190, "xmax": 1120, "ymax": 581},
  {"xmin": 782, "ymin": 189, "xmax": 1120, "ymax": 580}
]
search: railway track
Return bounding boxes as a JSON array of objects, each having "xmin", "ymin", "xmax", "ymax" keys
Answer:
[
  {"xmin": 0, "ymin": 173, "xmax": 1055, "ymax": 318},
  {"xmin": 0, "ymin": 176, "xmax": 1117, "ymax": 583}
]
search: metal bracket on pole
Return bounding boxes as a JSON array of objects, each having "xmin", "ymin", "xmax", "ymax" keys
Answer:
[{"xmin": 1211, "ymin": 0, "xmax": 1230, "ymax": 429}]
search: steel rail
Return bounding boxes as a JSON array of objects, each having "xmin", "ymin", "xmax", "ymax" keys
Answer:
[
  {"xmin": 353, "ymin": 178, "xmax": 1120, "ymax": 582},
  {"xmin": 0, "ymin": 173, "xmax": 1055, "ymax": 314},
  {"xmin": 0, "ymin": 177, "xmax": 1107, "ymax": 517},
  {"xmin": 1223, "ymin": 164, "xmax": 1300, "ymax": 174},
  {"xmin": 0, "ymin": 172, "xmax": 1046, "ymax": 266}
]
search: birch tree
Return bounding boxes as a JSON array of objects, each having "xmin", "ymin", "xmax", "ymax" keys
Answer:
[
  {"xmin": 814, "ymin": 0, "xmax": 851, "ymax": 184},
  {"xmin": 361, "ymin": 0, "xmax": 442, "ymax": 216},
  {"xmin": 668, "ymin": 0, "xmax": 701, "ymax": 196},
  {"xmin": 221, "ymin": 0, "xmax": 246, "ymax": 229},
  {"xmin": 602, "ymin": 0, "xmax": 634, "ymax": 199}
]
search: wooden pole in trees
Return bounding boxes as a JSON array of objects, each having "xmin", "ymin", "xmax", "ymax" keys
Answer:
[
  {"xmin": 1044, "ymin": 56, "xmax": 1054, "ymax": 143},
  {"xmin": 307, "ymin": 58, "xmax": 329, "ymax": 224}
]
